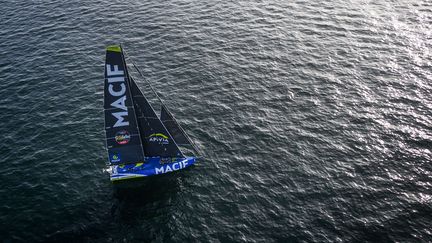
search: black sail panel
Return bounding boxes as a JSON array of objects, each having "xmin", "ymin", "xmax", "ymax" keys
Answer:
[
  {"xmin": 104, "ymin": 45, "xmax": 145, "ymax": 165},
  {"xmin": 130, "ymin": 77, "xmax": 184, "ymax": 158},
  {"xmin": 160, "ymin": 105, "xmax": 191, "ymax": 146}
]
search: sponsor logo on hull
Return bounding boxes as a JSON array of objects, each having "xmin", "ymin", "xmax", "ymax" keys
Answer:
[{"xmin": 155, "ymin": 160, "xmax": 189, "ymax": 174}]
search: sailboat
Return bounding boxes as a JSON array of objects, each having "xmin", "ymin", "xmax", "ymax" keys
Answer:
[{"xmin": 104, "ymin": 45, "xmax": 197, "ymax": 182}]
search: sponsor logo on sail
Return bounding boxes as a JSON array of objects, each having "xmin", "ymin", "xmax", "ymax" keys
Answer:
[
  {"xmin": 148, "ymin": 133, "xmax": 169, "ymax": 144},
  {"xmin": 115, "ymin": 130, "xmax": 130, "ymax": 144},
  {"xmin": 106, "ymin": 64, "xmax": 129, "ymax": 128},
  {"xmin": 110, "ymin": 152, "xmax": 121, "ymax": 163}
]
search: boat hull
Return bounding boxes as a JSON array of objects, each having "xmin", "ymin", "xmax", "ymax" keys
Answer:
[{"xmin": 109, "ymin": 157, "xmax": 195, "ymax": 182}]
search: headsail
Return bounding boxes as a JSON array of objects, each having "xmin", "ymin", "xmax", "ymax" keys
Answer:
[
  {"xmin": 104, "ymin": 45, "xmax": 145, "ymax": 165},
  {"xmin": 129, "ymin": 77, "xmax": 184, "ymax": 158},
  {"xmin": 160, "ymin": 105, "xmax": 192, "ymax": 146}
]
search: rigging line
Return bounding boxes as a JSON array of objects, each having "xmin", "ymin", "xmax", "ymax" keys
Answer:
[
  {"xmin": 123, "ymin": 49, "xmax": 202, "ymax": 158},
  {"xmin": 122, "ymin": 49, "xmax": 165, "ymax": 105},
  {"xmin": 123, "ymin": 50, "xmax": 188, "ymax": 158},
  {"xmin": 161, "ymin": 104, "xmax": 202, "ymax": 157}
]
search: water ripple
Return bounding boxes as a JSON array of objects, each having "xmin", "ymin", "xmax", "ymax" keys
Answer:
[{"xmin": 0, "ymin": 0, "xmax": 431, "ymax": 242}]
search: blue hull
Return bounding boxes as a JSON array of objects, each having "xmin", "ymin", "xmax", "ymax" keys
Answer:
[{"xmin": 109, "ymin": 157, "xmax": 195, "ymax": 182}]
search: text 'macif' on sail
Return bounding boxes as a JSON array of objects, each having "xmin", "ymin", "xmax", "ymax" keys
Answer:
[{"xmin": 104, "ymin": 45, "xmax": 145, "ymax": 165}]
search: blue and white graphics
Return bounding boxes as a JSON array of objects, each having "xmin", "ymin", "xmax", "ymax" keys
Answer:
[{"xmin": 155, "ymin": 159, "xmax": 189, "ymax": 174}]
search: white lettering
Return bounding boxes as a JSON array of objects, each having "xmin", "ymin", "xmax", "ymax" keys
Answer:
[
  {"xmin": 108, "ymin": 76, "xmax": 125, "ymax": 83},
  {"xmin": 108, "ymin": 83, "xmax": 126, "ymax": 96},
  {"xmin": 107, "ymin": 63, "xmax": 129, "ymax": 129},
  {"xmin": 155, "ymin": 167, "xmax": 164, "ymax": 174},
  {"xmin": 112, "ymin": 112, "xmax": 129, "ymax": 127},
  {"xmin": 106, "ymin": 64, "xmax": 124, "ymax": 76},
  {"xmin": 165, "ymin": 165, "xmax": 173, "ymax": 173},
  {"xmin": 172, "ymin": 163, "xmax": 180, "ymax": 170},
  {"xmin": 111, "ymin": 96, "xmax": 127, "ymax": 111},
  {"xmin": 154, "ymin": 160, "xmax": 190, "ymax": 175}
]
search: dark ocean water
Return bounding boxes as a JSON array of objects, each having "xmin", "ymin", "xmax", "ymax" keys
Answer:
[{"xmin": 1, "ymin": 0, "xmax": 431, "ymax": 242}]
